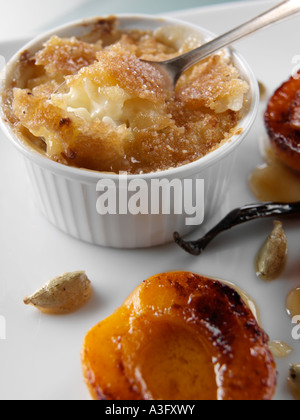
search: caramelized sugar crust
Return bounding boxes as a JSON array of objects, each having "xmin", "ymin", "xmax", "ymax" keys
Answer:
[
  {"xmin": 81, "ymin": 272, "xmax": 277, "ymax": 400},
  {"xmin": 4, "ymin": 18, "xmax": 249, "ymax": 174}
]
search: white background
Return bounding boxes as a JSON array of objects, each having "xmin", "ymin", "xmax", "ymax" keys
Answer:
[
  {"xmin": 0, "ymin": 0, "xmax": 254, "ymax": 41},
  {"xmin": 0, "ymin": 0, "xmax": 299, "ymax": 401}
]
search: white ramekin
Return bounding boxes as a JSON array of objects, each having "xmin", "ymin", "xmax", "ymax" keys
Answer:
[{"xmin": 0, "ymin": 15, "xmax": 259, "ymax": 249}]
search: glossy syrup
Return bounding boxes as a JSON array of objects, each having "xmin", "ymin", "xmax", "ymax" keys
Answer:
[
  {"xmin": 249, "ymin": 145, "xmax": 300, "ymax": 203},
  {"xmin": 268, "ymin": 340, "xmax": 293, "ymax": 359},
  {"xmin": 286, "ymin": 287, "xmax": 300, "ymax": 320}
]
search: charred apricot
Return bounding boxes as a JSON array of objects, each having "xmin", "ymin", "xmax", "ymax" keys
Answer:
[
  {"xmin": 81, "ymin": 272, "xmax": 277, "ymax": 400},
  {"xmin": 265, "ymin": 70, "xmax": 300, "ymax": 172}
]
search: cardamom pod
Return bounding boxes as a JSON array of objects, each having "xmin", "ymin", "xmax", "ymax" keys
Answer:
[
  {"xmin": 24, "ymin": 271, "xmax": 92, "ymax": 314},
  {"xmin": 255, "ymin": 220, "xmax": 288, "ymax": 281},
  {"xmin": 288, "ymin": 364, "xmax": 300, "ymax": 400},
  {"xmin": 290, "ymin": 364, "xmax": 300, "ymax": 388}
]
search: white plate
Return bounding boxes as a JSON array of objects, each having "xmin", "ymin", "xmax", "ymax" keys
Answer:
[{"xmin": 0, "ymin": 0, "xmax": 299, "ymax": 400}]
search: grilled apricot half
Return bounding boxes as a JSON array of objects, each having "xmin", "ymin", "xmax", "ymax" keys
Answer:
[
  {"xmin": 265, "ymin": 71, "xmax": 300, "ymax": 172},
  {"xmin": 81, "ymin": 272, "xmax": 277, "ymax": 400}
]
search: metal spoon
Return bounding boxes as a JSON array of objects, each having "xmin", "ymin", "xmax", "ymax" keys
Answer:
[{"xmin": 143, "ymin": 0, "xmax": 300, "ymax": 90}]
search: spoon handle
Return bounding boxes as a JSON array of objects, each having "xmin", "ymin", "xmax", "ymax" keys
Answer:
[{"xmin": 170, "ymin": 0, "xmax": 300, "ymax": 80}]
